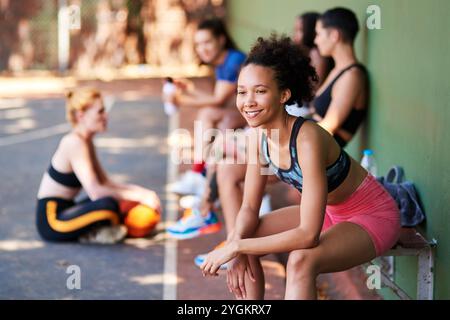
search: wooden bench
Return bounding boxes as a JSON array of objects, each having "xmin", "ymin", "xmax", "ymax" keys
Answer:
[
  {"xmin": 275, "ymin": 227, "xmax": 437, "ymax": 300},
  {"xmin": 372, "ymin": 227, "xmax": 437, "ymax": 300}
]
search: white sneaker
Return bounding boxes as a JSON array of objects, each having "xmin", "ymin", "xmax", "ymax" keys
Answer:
[
  {"xmin": 259, "ymin": 194, "xmax": 272, "ymax": 217},
  {"xmin": 168, "ymin": 171, "xmax": 206, "ymax": 196},
  {"xmin": 166, "ymin": 209, "xmax": 221, "ymax": 239},
  {"xmin": 179, "ymin": 195, "xmax": 202, "ymax": 209},
  {"xmin": 162, "ymin": 82, "xmax": 178, "ymax": 116},
  {"xmin": 79, "ymin": 225, "xmax": 128, "ymax": 244}
]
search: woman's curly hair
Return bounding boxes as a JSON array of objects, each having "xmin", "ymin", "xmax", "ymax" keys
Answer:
[{"xmin": 244, "ymin": 34, "xmax": 318, "ymax": 106}]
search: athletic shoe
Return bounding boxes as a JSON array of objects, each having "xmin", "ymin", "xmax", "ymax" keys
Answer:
[
  {"xmin": 194, "ymin": 240, "xmax": 228, "ymax": 270},
  {"xmin": 179, "ymin": 195, "xmax": 202, "ymax": 210},
  {"xmin": 78, "ymin": 225, "xmax": 128, "ymax": 244},
  {"xmin": 167, "ymin": 209, "xmax": 221, "ymax": 239},
  {"xmin": 168, "ymin": 170, "xmax": 206, "ymax": 196}
]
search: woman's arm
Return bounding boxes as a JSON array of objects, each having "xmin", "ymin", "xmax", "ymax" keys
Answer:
[
  {"xmin": 174, "ymin": 80, "xmax": 237, "ymax": 109},
  {"xmin": 201, "ymin": 126, "xmax": 329, "ymax": 275},
  {"xmin": 201, "ymin": 123, "xmax": 328, "ymax": 275},
  {"xmin": 67, "ymin": 135, "xmax": 160, "ymax": 209},
  {"xmin": 89, "ymin": 146, "xmax": 151, "ymax": 199},
  {"xmin": 228, "ymin": 129, "xmax": 268, "ymax": 241},
  {"xmin": 235, "ymin": 126, "xmax": 328, "ymax": 255},
  {"xmin": 67, "ymin": 135, "xmax": 119, "ymax": 200},
  {"xmin": 317, "ymin": 68, "xmax": 364, "ymax": 135},
  {"xmin": 228, "ymin": 162, "xmax": 268, "ymax": 241},
  {"xmin": 88, "ymin": 141, "xmax": 109, "ymax": 185}
]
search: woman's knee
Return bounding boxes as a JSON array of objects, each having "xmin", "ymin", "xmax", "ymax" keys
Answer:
[
  {"xmin": 217, "ymin": 163, "xmax": 244, "ymax": 188},
  {"xmin": 218, "ymin": 113, "xmax": 246, "ymax": 131},
  {"xmin": 198, "ymin": 107, "xmax": 220, "ymax": 123},
  {"xmin": 93, "ymin": 196, "xmax": 120, "ymax": 213},
  {"xmin": 286, "ymin": 250, "xmax": 317, "ymax": 277},
  {"xmin": 217, "ymin": 118, "xmax": 231, "ymax": 131}
]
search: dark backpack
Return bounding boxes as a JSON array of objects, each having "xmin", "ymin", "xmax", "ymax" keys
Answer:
[{"xmin": 376, "ymin": 166, "xmax": 426, "ymax": 227}]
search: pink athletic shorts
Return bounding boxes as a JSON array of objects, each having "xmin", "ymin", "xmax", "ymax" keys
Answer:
[{"xmin": 322, "ymin": 174, "xmax": 401, "ymax": 256}]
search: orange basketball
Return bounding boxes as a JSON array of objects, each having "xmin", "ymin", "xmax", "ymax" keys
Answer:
[
  {"xmin": 119, "ymin": 200, "xmax": 141, "ymax": 214},
  {"xmin": 124, "ymin": 204, "xmax": 160, "ymax": 238}
]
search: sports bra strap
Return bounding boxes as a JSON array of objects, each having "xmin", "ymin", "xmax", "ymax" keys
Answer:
[
  {"xmin": 329, "ymin": 63, "xmax": 366, "ymax": 87},
  {"xmin": 48, "ymin": 163, "xmax": 82, "ymax": 188},
  {"xmin": 290, "ymin": 117, "xmax": 306, "ymax": 148}
]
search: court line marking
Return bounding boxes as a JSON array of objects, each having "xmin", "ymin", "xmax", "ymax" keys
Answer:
[
  {"xmin": 162, "ymin": 112, "xmax": 179, "ymax": 300},
  {"xmin": 0, "ymin": 123, "xmax": 70, "ymax": 147},
  {"xmin": 0, "ymin": 97, "xmax": 116, "ymax": 147}
]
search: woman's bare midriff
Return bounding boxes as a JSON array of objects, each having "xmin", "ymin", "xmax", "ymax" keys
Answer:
[
  {"xmin": 37, "ymin": 173, "xmax": 80, "ymax": 200},
  {"xmin": 326, "ymin": 157, "xmax": 368, "ymax": 205}
]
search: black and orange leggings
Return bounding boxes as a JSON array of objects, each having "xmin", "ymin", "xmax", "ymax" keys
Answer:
[{"xmin": 36, "ymin": 197, "xmax": 122, "ymax": 241}]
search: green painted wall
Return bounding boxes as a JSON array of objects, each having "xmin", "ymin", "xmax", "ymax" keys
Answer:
[{"xmin": 226, "ymin": 0, "xmax": 449, "ymax": 299}]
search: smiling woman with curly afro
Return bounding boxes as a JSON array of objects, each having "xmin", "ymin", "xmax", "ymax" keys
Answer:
[
  {"xmin": 199, "ymin": 34, "xmax": 400, "ymax": 301},
  {"xmin": 244, "ymin": 34, "xmax": 318, "ymax": 107}
]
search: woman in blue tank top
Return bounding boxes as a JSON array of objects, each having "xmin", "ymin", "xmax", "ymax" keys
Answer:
[
  {"xmin": 165, "ymin": 18, "xmax": 248, "ymax": 240},
  {"xmin": 199, "ymin": 34, "xmax": 400, "ymax": 300}
]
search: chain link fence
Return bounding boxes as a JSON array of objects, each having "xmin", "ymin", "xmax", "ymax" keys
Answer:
[{"xmin": 0, "ymin": 0, "xmax": 226, "ymax": 77}]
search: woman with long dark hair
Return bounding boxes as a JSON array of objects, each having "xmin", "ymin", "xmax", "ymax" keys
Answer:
[{"xmin": 166, "ymin": 18, "xmax": 247, "ymax": 239}]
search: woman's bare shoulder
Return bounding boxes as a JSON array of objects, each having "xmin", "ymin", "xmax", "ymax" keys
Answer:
[
  {"xmin": 59, "ymin": 132, "xmax": 87, "ymax": 154},
  {"xmin": 340, "ymin": 65, "xmax": 366, "ymax": 83},
  {"xmin": 297, "ymin": 120, "xmax": 330, "ymax": 155}
]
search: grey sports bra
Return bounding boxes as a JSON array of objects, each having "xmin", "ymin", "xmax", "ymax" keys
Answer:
[{"xmin": 261, "ymin": 116, "xmax": 351, "ymax": 193}]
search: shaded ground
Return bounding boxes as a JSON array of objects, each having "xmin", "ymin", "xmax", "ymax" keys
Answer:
[{"xmin": 0, "ymin": 91, "xmax": 168, "ymax": 299}]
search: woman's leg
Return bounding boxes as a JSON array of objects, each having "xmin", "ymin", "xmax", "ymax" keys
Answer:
[
  {"xmin": 217, "ymin": 108, "xmax": 247, "ymax": 131},
  {"xmin": 216, "ymin": 162, "xmax": 247, "ymax": 233},
  {"xmin": 197, "ymin": 164, "xmax": 218, "ymax": 217},
  {"xmin": 284, "ymin": 222, "xmax": 376, "ymax": 299},
  {"xmin": 218, "ymin": 163, "xmax": 287, "ymax": 300},
  {"xmin": 196, "ymin": 106, "xmax": 226, "ymax": 162},
  {"xmin": 197, "ymin": 106, "xmax": 226, "ymax": 131},
  {"xmin": 244, "ymin": 255, "xmax": 265, "ymax": 300},
  {"xmin": 238, "ymin": 205, "xmax": 303, "ymax": 300},
  {"xmin": 250, "ymin": 205, "xmax": 376, "ymax": 299},
  {"xmin": 249, "ymin": 205, "xmax": 373, "ymax": 300},
  {"xmin": 38, "ymin": 197, "xmax": 122, "ymax": 241},
  {"xmin": 253, "ymin": 205, "xmax": 302, "ymax": 237}
]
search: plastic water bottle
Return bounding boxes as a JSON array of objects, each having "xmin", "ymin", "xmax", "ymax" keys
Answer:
[
  {"xmin": 162, "ymin": 78, "xmax": 177, "ymax": 116},
  {"xmin": 361, "ymin": 149, "xmax": 377, "ymax": 177}
]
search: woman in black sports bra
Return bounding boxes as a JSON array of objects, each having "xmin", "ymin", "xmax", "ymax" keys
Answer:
[
  {"xmin": 199, "ymin": 33, "xmax": 400, "ymax": 300},
  {"xmin": 310, "ymin": 8, "xmax": 369, "ymax": 147},
  {"xmin": 36, "ymin": 87, "xmax": 161, "ymax": 243}
]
